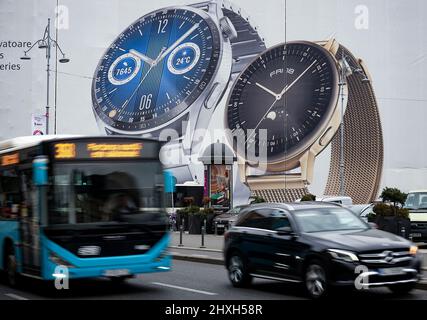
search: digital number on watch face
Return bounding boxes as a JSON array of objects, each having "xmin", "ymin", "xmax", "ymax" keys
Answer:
[
  {"xmin": 92, "ymin": 8, "xmax": 221, "ymax": 132},
  {"xmin": 227, "ymin": 42, "xmax": 339, "ymax": 160}
]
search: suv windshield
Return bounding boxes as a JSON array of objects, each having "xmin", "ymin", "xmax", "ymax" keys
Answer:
[
  {"xmin": 229, "ymin": 206, "xmax": 245, "ymax": 215},
  {"xmin": 404, "ymin": 192, "xmax": 427, "ymax": 210},
  {"xmin": 49, "ymin": 161, "xmax": 164, "ymax": 225},
  {"xmin": 293, "ymin": 208, "xmax": 368, "ymax": 233}
]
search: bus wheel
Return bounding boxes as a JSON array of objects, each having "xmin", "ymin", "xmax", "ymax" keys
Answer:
[{"xmin": 5, "ymin": 252, "xmax": 19, "ymax": 287}]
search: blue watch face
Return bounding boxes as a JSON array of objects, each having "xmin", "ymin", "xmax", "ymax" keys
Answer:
[{"xmin": 92, "ymin": 8, "xmax": 221, "ymax": 132}]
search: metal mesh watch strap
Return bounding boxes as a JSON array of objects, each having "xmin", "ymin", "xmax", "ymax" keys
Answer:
[
  {"xmin": 246, "ymin": 173, "xmax": 309, "ymax": 202},
  {"xmin": 324, "ymin": 45, "xmax": 383, "ymax": 204},
  {"xmin": 192, "ymin": 0, "xmax": 266, "ymax": 75},
  {"xmin": 251, "ymin": 188, "xmax": 309, "ymax": 203}
]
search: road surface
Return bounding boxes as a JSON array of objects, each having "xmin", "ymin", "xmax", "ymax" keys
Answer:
[{"xmin": 0, "ymin": 260, "xmax": 426, "ymax": 300}]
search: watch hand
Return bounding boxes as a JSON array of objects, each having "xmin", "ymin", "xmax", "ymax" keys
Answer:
[
  {"xmin": 154, "ymin": 23, "xmax": 200, "ymax": 65},
  {"xmin": 129, "ymin": 49, "xmax": 155, "ymax": 66},
  {"xmin": 118, "ymin": 48, "xmax": 166, "ymax": 117},
  {"xmin": 255, "ymin": 82, "xmax": 281, "ymax": 99},
  {"xmin": 278, "ymin": 60, "xmax": 317, "ymax": 98},
  {"xmin": 245, "ymin": 97, "xmax": 279, "ymax": 144},
  {"xmin": 245, "ymin": 60, "xmax": 318, "ymax": 144}
]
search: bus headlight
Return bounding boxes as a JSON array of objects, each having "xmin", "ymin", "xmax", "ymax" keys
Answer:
[{"xmin": 49, "ymin": 252, "xmax": 75, "ymax": 268}]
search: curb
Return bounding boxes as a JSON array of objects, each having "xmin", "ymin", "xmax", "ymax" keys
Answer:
[
  {"xmin": 170, "ymin": 246, "xmax": 222, "ymax": 253},
  {"xmin": 171, "ymin": 253, "xmax": 224, "ymax": 266}
]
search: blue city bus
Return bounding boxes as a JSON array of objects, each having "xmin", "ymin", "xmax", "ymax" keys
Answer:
[{"xmin": 0, "ymin": 136, "xmax": 172, "ymax": 286}]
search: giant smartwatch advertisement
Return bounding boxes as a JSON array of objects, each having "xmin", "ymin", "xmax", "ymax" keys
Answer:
[{"xmin": 0, "ymin": 0, "xmax": 426, "ymax": 305}]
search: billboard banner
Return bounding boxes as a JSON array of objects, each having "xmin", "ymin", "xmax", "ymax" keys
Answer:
[{"xmin": 1, "ymin": 0, "xmax": 426, "ymax": 205}]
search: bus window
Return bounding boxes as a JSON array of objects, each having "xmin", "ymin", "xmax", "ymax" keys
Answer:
[{"xmin": 0, "ymin": 169, "xmax": 21, "ymax": 220}]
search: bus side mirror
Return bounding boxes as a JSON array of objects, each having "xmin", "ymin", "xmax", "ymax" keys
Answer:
[
  {"xmin": 33, "ymin": 156, "xmax": 49, "ymax": 186},
  {"xmin": 163, "ymin": 170, "xmax": 176, "ymax": 193}
]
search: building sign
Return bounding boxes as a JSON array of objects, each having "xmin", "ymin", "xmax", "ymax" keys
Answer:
[{"xmin": 31, "ymin": 114, "xmax": 46, "ymax": 136}]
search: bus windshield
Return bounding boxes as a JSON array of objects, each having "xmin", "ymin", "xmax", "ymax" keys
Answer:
[{"xmin": 49, "ymin": 161, "xmax": 165, "ymax": 225}]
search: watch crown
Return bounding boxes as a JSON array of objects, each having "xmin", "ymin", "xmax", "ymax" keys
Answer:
[{"xmin": 219, "ymin": 16, "xmax": 238, "ymax": 41}]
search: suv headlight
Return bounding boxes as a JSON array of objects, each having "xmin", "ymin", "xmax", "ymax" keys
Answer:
[
  {"xmin": 410, "ymin": 246, "xmax": 418, "ymax": 256},
  {"xmin": 328, "ymin": 249, "xmax": 359, "ymax": 263}
]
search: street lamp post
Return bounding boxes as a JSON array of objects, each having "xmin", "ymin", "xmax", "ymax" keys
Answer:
[{"xmin": 21, "ymin": 18, "xmax": 70, "ymax": 135}]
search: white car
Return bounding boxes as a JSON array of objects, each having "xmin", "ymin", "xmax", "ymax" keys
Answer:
[{"xmin": 404, "ymin": 190, "xmax": 427, "ymax": 241}]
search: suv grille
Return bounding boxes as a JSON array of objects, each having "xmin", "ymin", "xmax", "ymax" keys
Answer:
[
  {"xmin": 359, "ymin": 249, "xmax": 412, "ymax": 266},
  {"xmin": 216, "ymin": 220, "xmax": 229, "ymax": 225}
]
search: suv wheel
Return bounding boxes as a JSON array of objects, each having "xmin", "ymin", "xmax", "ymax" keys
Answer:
[
  {"xmin": 227, "ymin": 253, "xmax": 252, "ymax": 287},
  {"xmin": 305, "ymin": 261, "xmax": 328, "ymax": 299},
  {"xmin": 388, "ymin": 283, "xmax": 416, "ymax": 295}
]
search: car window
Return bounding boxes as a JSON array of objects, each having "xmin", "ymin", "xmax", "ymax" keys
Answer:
[
  {"xmin": 360, "ymin": 206, "xmax": 374, "ymax": 218},
  {"xmin": 238, "ymin": 209, "xmax": 272, "ymax": 229},
  {"xmin": 270, "ymin": 217, "xmax": 291, "ymax": 231}
]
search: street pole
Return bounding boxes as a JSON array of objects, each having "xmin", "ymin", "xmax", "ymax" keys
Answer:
[
  {"xmin": 20, "ymin": 18, "xmax": 70, "ymax": 136},
  {"xmin": 45, "ymin": 18, "xmax": 51, "ymax": 135},
  {"xmin": 178, "ymin": 220, "xmax": 184, "ymax": 247},
  {"xmin": 200, "ymin": 219, "xmax": 206, "ymax": 248}
]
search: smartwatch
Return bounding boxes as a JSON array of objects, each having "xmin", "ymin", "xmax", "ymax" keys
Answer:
[{"xmin": 226, "ymin": 39, "xmax": 383, "ymax": 204}]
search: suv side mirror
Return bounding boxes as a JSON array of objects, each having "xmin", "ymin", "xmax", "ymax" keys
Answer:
[{"xmin": 276, "ymin": 226, "xmax": 294, "ymax": 236}]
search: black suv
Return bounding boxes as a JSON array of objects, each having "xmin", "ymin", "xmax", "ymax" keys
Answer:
[{"xmin": 224, "ymin": 202, "xmax": 421, "ymax": 298}]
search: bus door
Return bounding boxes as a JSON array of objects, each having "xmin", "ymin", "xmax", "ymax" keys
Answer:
[{"xmin": 19, "ymin": 165, "xmax": 41, "ymax": 276}]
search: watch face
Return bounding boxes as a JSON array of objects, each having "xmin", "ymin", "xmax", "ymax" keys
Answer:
[
  {"xmin": 92, "ymin": 8, "xmax": 221, "ymax": 132},
  {"xmin": 227, "ymin": 42, "xmax": 339, "ymax": 163}
]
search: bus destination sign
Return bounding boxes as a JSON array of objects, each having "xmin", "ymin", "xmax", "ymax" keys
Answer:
[{"xmin": 54, "ymin": 142, "xmax": 144, "ymax": 160}]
